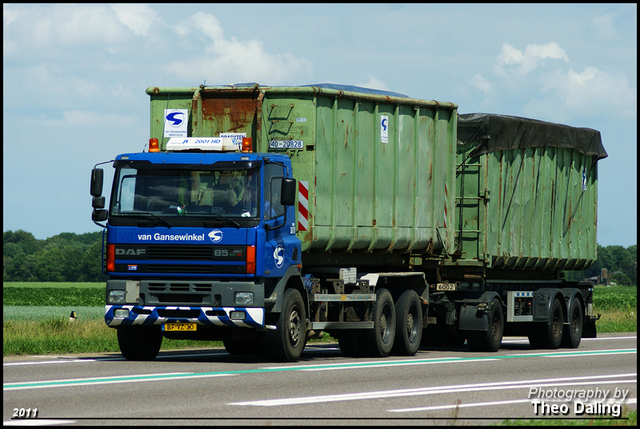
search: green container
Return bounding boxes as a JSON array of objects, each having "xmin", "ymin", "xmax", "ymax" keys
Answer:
[
  {"xmin": 454, "ymin": 113, "xmax": 607, "ymax": 273},
  {"xmin": 147, "ymin": 84, "xmax": 458, "ymax": 260}
]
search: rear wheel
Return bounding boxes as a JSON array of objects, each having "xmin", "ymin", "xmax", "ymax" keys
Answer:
[
  {"xmin": 561, "ymin": 297, "xmax": 583, "ymax": 348},
  {"xmin": 392, "ymin": 290, "xmax": 423, "ymax": 356},
  {"xmin": 467, "ymin": 298, "xmax": 503, "ymax": 352},
  {"xmin": 265, "ymin": 288, "xmax": 307, "ymax": 362},
  {"xmin": 359, "ymin": 288, "xmax": 396, "ymax": 357},
  {"xmin": 528, "ymin": 298, "xmax": 564, "ymax": 349},
  {"xmin": 117, "ymin": 326, "xmax": 163, "ymax": 361}
]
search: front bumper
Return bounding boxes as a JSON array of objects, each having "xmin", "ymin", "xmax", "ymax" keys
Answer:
[{"xmin": 105, "ymin": 305, "xmax": 264, "ymax": 329}]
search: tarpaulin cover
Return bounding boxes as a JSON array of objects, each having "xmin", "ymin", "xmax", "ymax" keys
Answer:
[{"xmin": 457, "ymin": 113, "xmax": 607, "ymax": 160}]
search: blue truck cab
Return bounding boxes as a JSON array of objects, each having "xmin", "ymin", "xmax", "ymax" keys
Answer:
[{"xmin": 91, "ymin": 138, "xmax": 302, "ymax": 360}]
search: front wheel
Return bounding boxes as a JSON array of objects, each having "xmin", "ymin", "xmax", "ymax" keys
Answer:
[
  {"xmin": 265, "ymin": 288, "xmax": 307, "ymax": 362},
  {"xmin": 117, "ymin": 326, "xmax": 163, "ymax": 361}
]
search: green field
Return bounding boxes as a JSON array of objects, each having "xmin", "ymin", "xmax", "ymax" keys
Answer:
[{"xmin": 3, "ymin": 283, "xmax": 637, "ymax": 358}]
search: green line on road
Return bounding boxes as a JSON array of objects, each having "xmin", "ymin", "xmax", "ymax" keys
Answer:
[{"xmin": 4, "ymin": 348, "xmax": 636, "ymax": 391}]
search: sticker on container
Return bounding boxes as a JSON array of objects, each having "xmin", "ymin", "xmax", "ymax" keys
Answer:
[
  {"xmin": 381, "ymin": 115, "xmax": 389, "ymax": 144},
  {"xmin": 164, "ymin": 109, "xmax": 188, "ymax": 138},
  {"xmin": 269, "ymin": 140, "xmax": 304, "ymax": 149}
]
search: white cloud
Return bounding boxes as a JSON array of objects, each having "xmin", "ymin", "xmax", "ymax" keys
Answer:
[
  {"xmin": 536, "ymin": 66, "xmax": 637, "ymax": 119},
  {"xmin": 591, "ymin": 13, "xmax": 619, "ymax": 40},
  {"xmin": 2, "ymin": 4, "xmax": 135, "ymax": 51},
  {"xmin": 44, "ymin": 110, "xmax": 137, "ymax": 128},
  {"xmin": 471, "ymin": 74, "xmax": 491, "ymax": 95},
  {"xmin": 356, "ymin": 75, "xmax": 390, "ymax": 91},
  {"xmin": 166, "ymin": 12, "xmax": 311, "ymax": 84},
  {"xmin": 110, "ymin": 4, "xmax": 163, "ymax": 38},
  {"xmin": 495, "ymin": 42, "xmax": 569, "ymax": 76}
]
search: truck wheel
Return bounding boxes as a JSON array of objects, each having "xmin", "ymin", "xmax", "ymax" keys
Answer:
[
  {"xmin": 117, "ymin": 326, "xmax": 162, "ymax": 361},
  {"xmin": 392, "ymin": 290, "xmax": 423, "ymax": 356},
  {"xmin": 561, "ymin": 297, "xmax": 583, "ymax": 348},
  {"xmin": 467, "ymin": 298, "xmax": 503, "ymax": 352},
  {"xmin": 528, "ymin": 298, "xmax": 564, "ymax": 349},
  {"xmin": 266, "ymin": 288, "xmax": 307, "ymax": 362},
  {"xmin": 359, "ymin": 288, "xmax": 396, "ymax": 357}
]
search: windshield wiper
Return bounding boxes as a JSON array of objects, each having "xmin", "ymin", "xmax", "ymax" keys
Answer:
[
  {"xmin": 134, "ymin": 212, "xmax": 172, "ymax": 228},
  {"xmin": 206, "ymin": 213, "xmax": 240, "ymax": 228}
]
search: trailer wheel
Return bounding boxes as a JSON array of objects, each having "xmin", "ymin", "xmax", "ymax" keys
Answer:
[
  {"xmin": 117, "ymin": 326, "xmax": 162, "ymax": 361},
  {"xmin": 392, "ymin": 290, "xmax": 423, "ymax": 356},
  {"xmin": 359, "ymin": 288, "xmax": 396, "ymax": 357},
  {"xmin": 561, "ymin": 297, "xmax": 583, "ymax": 348},
  {"xmin": 528, "ymin": 298, "xmax": 564, "ymax": 349},
  {"xmin": 266, "ymin": 288, "xmax": 307, "ymax": 362},
  {"xmin": 467, "ymin": 298, "xmax": 503, "ymax": 352}
]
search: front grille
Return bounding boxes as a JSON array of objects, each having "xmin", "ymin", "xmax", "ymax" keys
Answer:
[
  {"xmin": 145, "ymin": 264, "xmax": 245, "ymax": 274},
  {"xmin": 147, "ymin": 245, "xmax": 214, "ymax": 260},
  {"xmin": 157, "ymin": 308, "xmax": 201, "ymax": 318}
]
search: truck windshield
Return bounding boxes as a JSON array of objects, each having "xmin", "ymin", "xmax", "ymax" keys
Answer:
[{"xmin": 110, "ymin": 166, "xmax": 260, "ymax": 219}]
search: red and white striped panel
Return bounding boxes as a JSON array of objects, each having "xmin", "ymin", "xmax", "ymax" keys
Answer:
[{"xmin": 298, "ymin": 181, "xmax": 309, "ymax": 231}]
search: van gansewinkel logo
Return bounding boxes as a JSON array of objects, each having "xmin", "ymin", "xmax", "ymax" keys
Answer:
[
  {"xmin": 273, "ymin": 245, "xmax": 284, "ymax": 268},
  {"xmin": 166, "ymin": 111, "xmax": 185, "ymax": 127},
  {"xmin": 208, "ymin": 229, "xmax": 223, "ymax": 243}
]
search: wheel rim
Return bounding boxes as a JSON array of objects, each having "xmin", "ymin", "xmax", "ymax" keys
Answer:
[
  {"xmin": 380, "ymin": 304, "xmax": 392, "ymax": 343},
  {"xmin": 406, "ymin": 309, "xmax": 418, "ymax": 342},
  {"xmin": 490, "ymin": 311, "xmax": 501, "ymax": 341},
  {"xmin": 288, "ymin": 306, "xmax": 301, "ymax": 346},
  {"xmin": 551, "ymin": 306, "xmax": 562, "ymax": 340}
]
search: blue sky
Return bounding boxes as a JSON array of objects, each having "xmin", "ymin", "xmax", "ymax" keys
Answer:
[{"xmin": 3, "ymin": 3, "xmax": 637, "ymax": 247}]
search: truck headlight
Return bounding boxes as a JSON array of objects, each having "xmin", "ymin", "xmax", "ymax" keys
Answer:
[
  {"xmin": 234, "ymin": 292, "xmax": 254, "ymax": 306},
  {"xmin": 108, "ymin": 290, "xmax": 126, "ymax": 304}
]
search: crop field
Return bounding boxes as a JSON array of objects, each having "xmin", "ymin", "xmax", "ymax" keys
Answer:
[{"xmin": 3, "ymin": 283, "xmax": 637, "ymax": 357}]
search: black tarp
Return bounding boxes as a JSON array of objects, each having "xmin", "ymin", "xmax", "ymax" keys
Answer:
[{"xmin": 457, "ymin": 113, "xmax": 608, "ymax": 160}]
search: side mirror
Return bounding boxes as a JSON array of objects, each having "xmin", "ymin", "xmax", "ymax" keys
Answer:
[
  {"xmin": 92, "ymin": 196, "xmax": 105, "ymax": 209},
  {"xmin": 281, "ymin": 178, "xmax": 296, "ymax": 206},
  {"xmin": 91, "ymin": 168, "xmax": 104, "ymax": 197},
  {"xmin": 92, "ymin": 209, "xmax": 108, "ymax": 222}
]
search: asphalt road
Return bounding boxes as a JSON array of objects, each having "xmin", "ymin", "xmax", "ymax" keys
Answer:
[{"xmin": 3, "ymin": 333, "xmax": 637, "ymax": 426}]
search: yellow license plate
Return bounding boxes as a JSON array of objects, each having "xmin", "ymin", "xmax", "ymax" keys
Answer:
[{"xmin": 163, "ymin": 323, "xmax": 197, "ymax": 332}]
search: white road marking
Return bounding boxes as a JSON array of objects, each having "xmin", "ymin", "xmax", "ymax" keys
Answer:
[{"xmin": 228, "ymin": 373, "xmax": 636, "ymax": 407}]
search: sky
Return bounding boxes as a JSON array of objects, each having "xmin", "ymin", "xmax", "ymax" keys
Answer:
[{"xmin": 3, "ymin": 3, "xmax": 637, "ymax": 248}]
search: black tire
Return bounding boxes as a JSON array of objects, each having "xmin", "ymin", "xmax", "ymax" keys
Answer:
[
  {"xmin": 392, "ymin": 290, "xmax": 423, "ymax": 356},
  {"xmin": 528, "ymin": 298, "xmax": 564, "ymax": 349},
  {"xmin": 561, "ymin": 297, "xmax": 583, "ymax": 348},
  {"xmin": 359, "ymin": 288, "xmax": 396, "ymax": 357},
  {"xmin": 265, "ymin": 288, "xmax": 307, "ymax": 362},
  {"xmin": 467, "ymin": 298, "xmax": 503, "ymax": 352},
  {"xmin": 117, "ymin": 326, "xmax": 163, "ymax": 361}
]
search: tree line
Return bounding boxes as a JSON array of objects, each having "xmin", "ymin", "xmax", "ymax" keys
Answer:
[
  {"xmin": 3, "ymin": 230, "xmax": 106, "ymax": 282},
  {"xmin": 3, "ymin": 229, "xmax": 637, "ymax": 285}
]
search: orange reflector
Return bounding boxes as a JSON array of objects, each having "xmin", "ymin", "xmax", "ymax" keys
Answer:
[
  {"xmin": 149, "ymin": 138, "xmax": 160, "ymax": 152},
  {"xmin": 242, "ymin": 137, "xmax": 253, "ymax": 153},
  {"xmin": 107, "ymin": 244, "xmax": 115, "ymax": 272},
  {"xmin": 246, "ymin": 245, "xmax": 256, "ymax": 274}
]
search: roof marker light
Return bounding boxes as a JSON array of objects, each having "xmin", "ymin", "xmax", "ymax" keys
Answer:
[
  {"xmin": 149, "ymin": 138, "xmax": 160, "ymax": 152},
  {"xmin": 242, "ymin": 137, "xmax": 253, "ymax": 153}
]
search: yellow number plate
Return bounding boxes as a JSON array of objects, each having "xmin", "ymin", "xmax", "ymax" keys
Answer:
[
  {"xmin": 436, "ymin": 283, "xmax": 457, "ymax": 291},
  {"xmin": 163, "ymin": 323, "xmax": 197, "ymax": 332}
]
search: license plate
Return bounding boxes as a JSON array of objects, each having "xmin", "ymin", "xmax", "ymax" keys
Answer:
[
  {"xmin": 436, "ymin": 283, "xmax": 457, "ymax": 291},
  {"xmin": 163, "ymin": 323, "xmax": 197, "ymax": 332}
]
